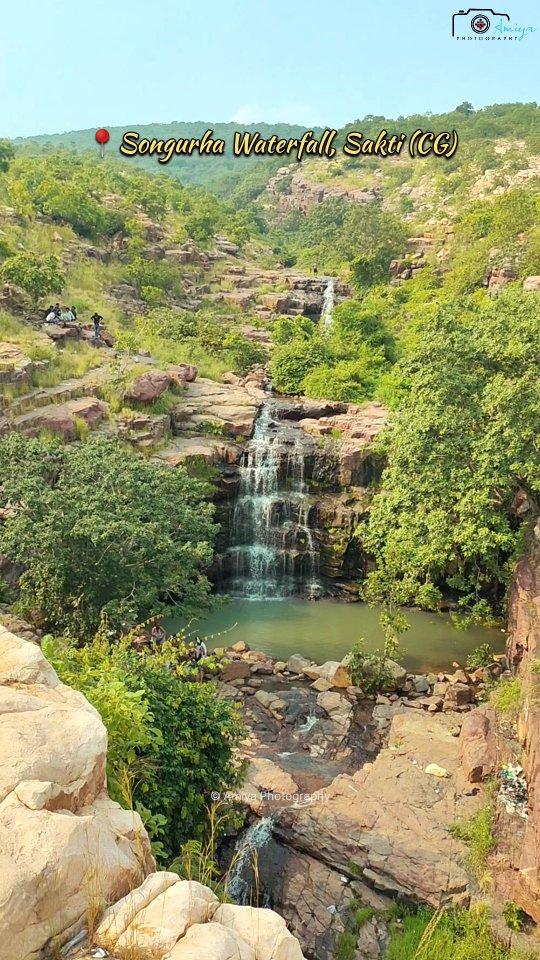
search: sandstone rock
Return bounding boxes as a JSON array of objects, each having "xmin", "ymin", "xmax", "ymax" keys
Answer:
[
  {"xmin": 16, "ymin": 396, "xmax": 108, "ymax": 441},
  {"xmin": 444, "ymin": 683, "xmax": 471, "ymax": 707},
  {"xmin": 231, "ymin": 641, "xmax": 248, "ymax": 653},
  {"xmin": 459, "ymin": 708, "xmax": 497, "ymax": 783},
  {"xmin": 168, "ymin": 363, "xmax": 198, "ymax": 384},
  {"xmin": 412, "ymin": 675, "xmax": 430, "ymax": 694},
  {"xmin": 424, "ymin": 763, "xmax": 449, "ymax": 778},
  {"xmin": 286, "ymin": 654, "xmax": 315, "ymax": 675},
  {"xmin": 316, "ymin": 691, "xmax": 353, "ymax": 728},
  {"xmin": 276, "ymin": 711, "xmax": 477, "ymax": 909},
  {"xmin": 165, "ymin": 922, "xmax": 255, "ymax": 960},
  {"xmin": 125, "ymin": 371, "xmax": 172, "ymax": 403},
  {"xmin": 96, "ymin": 872, "xmax": 180, "ymax": 951},
  {"xmin": 310, "ymin": 677, "xmax": 334, "ymax": 692},
  {"xmin": 523, "ymin": 275, "xmax": 540, "ymax": 292},
  {"xmin": 0, "ymin": 626, "xmax": 58, "ymax": 686},
  {"xmin": 0, "ymin": 632, "xmax": 153, "ymax": 960},
  {"xmin": 214, "ymin": 904, "xmax": 305, "ymax": 960},
  {"xmin": 221, "ymin": 660, "xmax": 251, "ymax": 683},
  {"xmin": 307, "ymin": 661, "xmax": 352, "ymax": 689},
  {"xmin": 111, "ymin": 880, "xmax": 218, "ymax": 956}
]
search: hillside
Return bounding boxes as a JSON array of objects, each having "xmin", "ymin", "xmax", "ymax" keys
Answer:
[{"xmin": 0, "ymin": 100, "xmax": 539, "ymax": 621}]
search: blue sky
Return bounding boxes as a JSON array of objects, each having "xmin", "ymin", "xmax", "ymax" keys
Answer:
[{"xmin": 1, "ymin": 0, "xmax": 537, "ymax": 137}]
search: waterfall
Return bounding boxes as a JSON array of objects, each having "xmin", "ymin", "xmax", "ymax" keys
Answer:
[
  {"xmin": 227, "ymin": 816, "xmax": 274, "ymax": 904},
  {"xmin": 224, "ymin": 402, "xmax": 321, "ymax": 599},
  {"xmin": 321, "ymin": 277, "xmax": 335, "ymax": 330}
]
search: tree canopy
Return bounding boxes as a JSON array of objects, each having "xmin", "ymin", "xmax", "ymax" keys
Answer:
[{"xmin": 0, "ymin": 435, "xmax": 217, "ymax": 635}]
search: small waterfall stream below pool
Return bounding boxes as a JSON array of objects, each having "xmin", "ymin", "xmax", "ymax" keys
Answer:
[
  {"xmin": 226, "ymin": 816, "xmax": 275, "ymax": 904},
  {"xmin": 224, "ymin": 402, "xmax": 321, "ymax": 600}
]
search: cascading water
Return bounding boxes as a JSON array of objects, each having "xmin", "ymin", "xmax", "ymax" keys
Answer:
[
  {"xmin": 224, "ymin": 402, "xmax": 321, "ymax": 599},
  {"xmin": 321, "ymin": 277, "xmax": 335, "ymax": 330},
  {"xmin": 226, "ymin": 816, "xmax": 274, "ymax": 904}
]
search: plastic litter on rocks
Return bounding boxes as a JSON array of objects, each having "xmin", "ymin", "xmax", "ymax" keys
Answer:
[{"xmin": 498, "ymin": 763, "xmax": 529, "ymax": 819}]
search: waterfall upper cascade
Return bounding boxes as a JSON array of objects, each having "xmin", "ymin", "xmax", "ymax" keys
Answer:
[
  {"xmin": 224, "ymin": 402, "xmax": 321, "ymax": 600},
  {"xmin": 321, "ymin": 277, "xmax": 335, "ymax": 329}
]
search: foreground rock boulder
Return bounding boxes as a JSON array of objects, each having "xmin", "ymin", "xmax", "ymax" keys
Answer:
[
  {"xmin": 95, "ymin": 875, "xmax": 305, "ymax": 960},
  {"xmin": 0, "ymin": 627, "xmax": 154, "ymax": 960},
  {"xmin": 0, "ymin": 629, "xmax": 306, "ymax": 960}
]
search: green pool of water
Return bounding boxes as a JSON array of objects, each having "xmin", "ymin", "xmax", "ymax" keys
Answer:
[{"xmin": 167, "ymin": 598, "xmax": 505, "ymax": 673}]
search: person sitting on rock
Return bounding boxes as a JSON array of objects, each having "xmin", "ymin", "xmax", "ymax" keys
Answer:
[
  {"xmin": 45, "ymin": 305, "xmax": 58, "ymax": 324},
  {"xmin": 91, "ymin": 312, "xmax": 104, "ymax": 339},
  {"xmin": 60, "ymin": 305, "xmax": 75, "ymax": 324},
  {"xmin": 70, "ymin": 305, "xmax": 78, "ymax": 321}
]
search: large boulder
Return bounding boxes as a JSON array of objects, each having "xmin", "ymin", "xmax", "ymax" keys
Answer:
[
  {"xmin": 214, "ymin": 904, "xmax": 305, "ymax": 960},
  {"xmin": 459, "ymin": 708, "xmax": 496, "ymax": 783},
  {"xmin": 103, "ymin": 880, "xmax": 218, "ymax": 957},
  {"xmin": 0, "ymin": 630, "xmax": 153, "ymax": 960},
  {"xmin": 125, "ymin": 371, "xmax": 172, "ymax": 404},
  {"xmin": 165, "ymin": 922, "xmax": 255, "ymax": 960}
]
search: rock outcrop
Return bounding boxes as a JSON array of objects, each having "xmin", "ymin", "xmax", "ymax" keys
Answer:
[
  {"xmin": 0, "ymin": 627, "xmax": 154, "ymax": 960},
  {"xmin": 506, "ymin": 520, "xmax": 540, "ymax": 923},
  {"xmin": 0, "ymin": 629, "xmax": 307, "ymax": 960}
]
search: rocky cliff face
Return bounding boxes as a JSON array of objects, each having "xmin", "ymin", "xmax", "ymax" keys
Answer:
[{"xmin": 506, "ymin": 520, "xmax": 540, "ymax": 923}]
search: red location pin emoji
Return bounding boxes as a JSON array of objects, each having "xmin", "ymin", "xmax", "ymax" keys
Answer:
[{"xmin": 95, "ymin": 128, "xmax": 110, "ymax": 159}]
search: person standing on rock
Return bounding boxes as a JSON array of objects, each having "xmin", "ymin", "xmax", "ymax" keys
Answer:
[{"xmin": 91, "ymin": 312, "xmax": 103, "ymax": 339}]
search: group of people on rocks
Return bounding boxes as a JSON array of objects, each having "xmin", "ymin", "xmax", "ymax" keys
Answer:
[
  {"xmin": 132, "ymin": 620, "xmax": 208, "ymax": 665},
  {"xmin": 44, "ymin": 303, "xmax": 105, "ymax": 340}
]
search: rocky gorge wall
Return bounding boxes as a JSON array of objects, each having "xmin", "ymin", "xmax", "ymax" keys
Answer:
[{"xmin": 506, "ymin": 519, "xmax": 540, "ymax": 923}]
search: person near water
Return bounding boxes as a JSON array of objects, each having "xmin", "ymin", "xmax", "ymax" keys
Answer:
[
  {"xmin": 91, "ymin": 312, "xmax": 103, "ymax": 339},
  {"xmin": 151, "ymin": 623, "xmax": 166, "ymax": 645}
]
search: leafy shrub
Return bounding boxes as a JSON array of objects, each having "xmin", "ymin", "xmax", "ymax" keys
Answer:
[
  {"xmin": 0, "ymin": 434, "xmax": 216, "ymax": 635},
  {"xmin": 1, "ymin": 252, "xmax": 64, "ymax": 304},
  {"xmin": 502, "ymin": 901, "xmax": 526, "ymax": 933},
  {"xmin": 466, "ymin": 643, "xmax": 495, "ymax": 670},
  {"xmin": 44, "ymin": 632, "xmax": 244, "ymax": 860}
]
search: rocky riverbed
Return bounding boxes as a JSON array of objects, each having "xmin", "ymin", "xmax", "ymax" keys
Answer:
[{"xmin": 215, "ymin": 640, "xmax": 521, "ymax": 959}]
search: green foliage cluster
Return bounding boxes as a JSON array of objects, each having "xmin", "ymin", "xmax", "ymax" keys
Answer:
[
  {"xmin": 117, "ymin": 306, "xmax": 265, "ymax": 377},
  {"xmin": 0, "ymin": 251, "xmax": 65, "ymax": 304},
  {"xmin": 44, "ymin": 631, "xmax": 243, "ymax": 860},
  {"xmin": 270, "ymin": 300, "xmax": 396, "ymax": 401},
  {"xmin": 271, "ymin": 198, "xmax": 408, "ymax": 283},
  {"xmin": 450, "ymin": 806, "xmax": 496, "ymax": 884},
  {"xmin": 0, "ymin": 434, "xmax": 217, "ymax": 635},
  {"xmin": 491, "ymin": 678, "xmax": 522, "ymax": 718},
  {"xmin": 385, "ymin": 903, "xmax": 533, "ymax": 960},
  {"xmin": 362, "ymin": 290, "xmax": 540, "ymax": 618}
]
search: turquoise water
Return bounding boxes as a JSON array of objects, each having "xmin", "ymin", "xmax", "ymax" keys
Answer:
[{"xmin": 167, "ymin": 598, "xmax": 505, "ymax": 673}]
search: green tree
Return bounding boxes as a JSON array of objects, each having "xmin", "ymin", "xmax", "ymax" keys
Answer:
[
  {"xmin": 0, "ymin": 435, "xmax": 217, "ymax": 635},
  {"xmin": 0, "ymin": 139, "xmax": 15, "ymax": 172},
  {"xmin": 363, "ymin": 291, "xmax": 540, "ymax": 618},
  {"xmin": 0, "ymin": 252, "xmax": 64, "ymax": 305}
]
